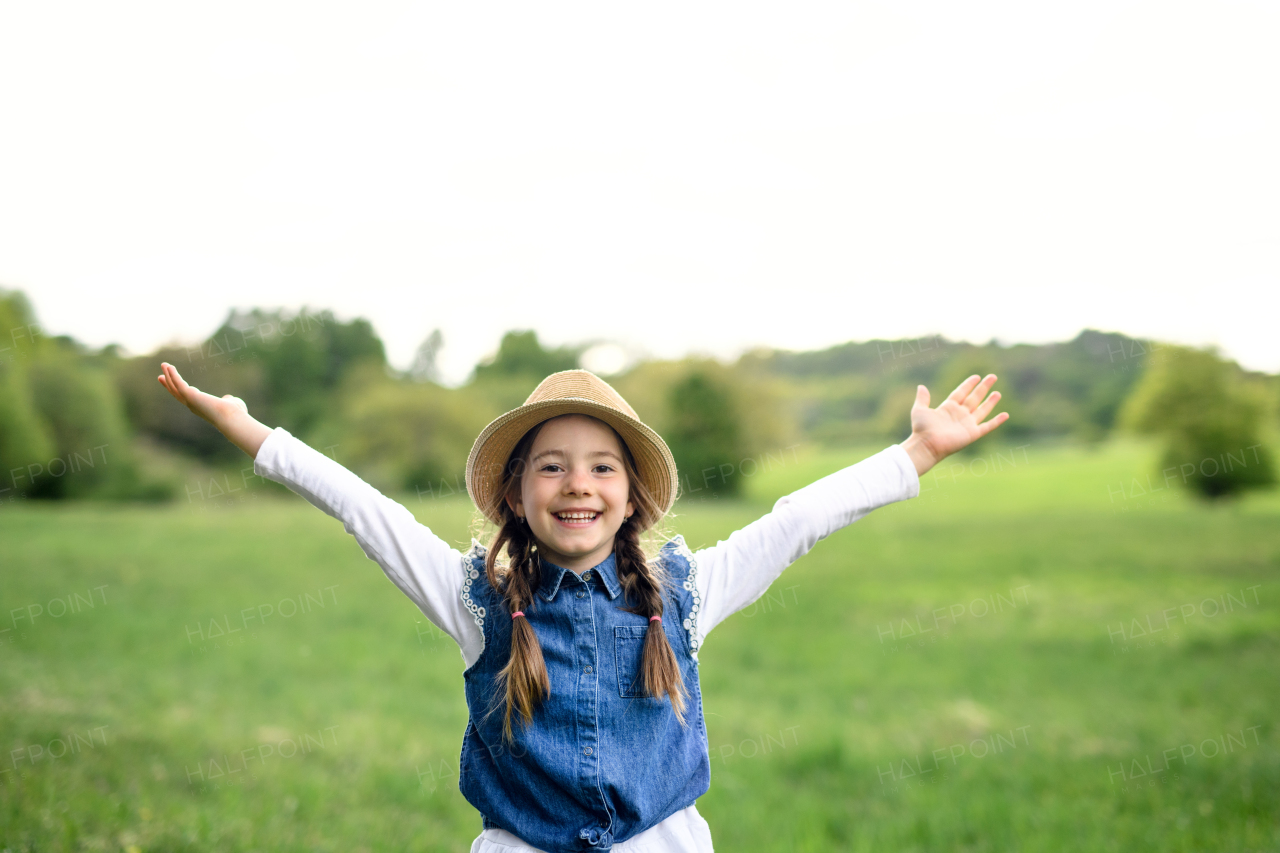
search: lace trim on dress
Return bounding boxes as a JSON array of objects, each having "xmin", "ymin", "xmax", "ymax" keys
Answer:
[
  {"xmin": 461, "ymin": 538, "xmax": 488, "ymax": 637},
  {"xmin": 673, "ymin": 534, "xmax": 702, "ymax": 655}
]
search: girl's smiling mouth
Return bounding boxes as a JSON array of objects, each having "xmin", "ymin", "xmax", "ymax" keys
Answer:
[{"xmin": 553, "ymin": 509, "xmax": 601, "ymax": 527}]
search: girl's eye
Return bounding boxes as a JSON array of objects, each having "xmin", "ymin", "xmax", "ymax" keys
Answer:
[
  {"xmin": 541, "ymin": 464, "xmax": 563, "ymax": 472},
  {"xmin": 594, "ymin": 465, "xmax": 614, "ymax": 473}
]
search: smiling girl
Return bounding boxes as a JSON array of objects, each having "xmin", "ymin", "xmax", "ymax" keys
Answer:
[{"xmin": 159, "ymin": 363, "xmax": 1006, "ymax": 852}]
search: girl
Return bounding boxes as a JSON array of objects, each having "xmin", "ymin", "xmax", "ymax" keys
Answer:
[{"xmin": 158, "ymin": 362, "xmax": 1006, "ymax": 852}]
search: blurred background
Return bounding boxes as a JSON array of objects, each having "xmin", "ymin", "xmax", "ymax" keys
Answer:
[
  {"xmin": 2, "ymin": 2, "xmax": 1278, "ymax": 851},
  {"xmin": 1, "ymin": 288, "xmax": 1278, "ymax": 506}
]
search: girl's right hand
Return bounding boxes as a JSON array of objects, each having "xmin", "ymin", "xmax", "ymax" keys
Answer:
[
  {"xmin": 158, "ymin": 362, "xmax": 273, "ymax": 459},
  {"xmin": 157, "ymin": 362, "xmax": 246, "ymax": 428}
]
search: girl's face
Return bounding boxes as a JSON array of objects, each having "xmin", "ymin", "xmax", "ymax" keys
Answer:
[{"xmin": 507, "ymin": 414, "xmax": 635, "ymax": 575}]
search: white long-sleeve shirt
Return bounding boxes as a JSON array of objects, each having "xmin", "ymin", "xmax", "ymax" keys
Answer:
[
  {"xmin": 253, "ymin": 427, "xmax": 919, "ymax": 852},
  {"xmin": 252, "ymin": 427, "xmax": 920, "ymax": 671}
]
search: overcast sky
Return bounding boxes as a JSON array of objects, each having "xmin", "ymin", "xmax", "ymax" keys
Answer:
[{"xmin": 1, "ymin": 1, "xmax": 1275, "ymax": 386}]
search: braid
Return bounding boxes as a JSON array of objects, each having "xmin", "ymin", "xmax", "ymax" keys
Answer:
[
  {"xmin": 614, "ymin": 514, "xmax": 689, "ymax": 724},
  {"xmin": 483, "ymin": 502, "xmax": 551, "ymax": 745}
]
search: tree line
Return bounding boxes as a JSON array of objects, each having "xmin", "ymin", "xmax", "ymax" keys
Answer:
[{"xmin": 1, "ymin": 288, "xmax": 1275, "ymax": 504}]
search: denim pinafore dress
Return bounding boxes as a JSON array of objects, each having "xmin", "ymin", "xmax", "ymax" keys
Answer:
[{"xmin": 457, "ymin": 535, "xmax": 709, "ymax": 852}]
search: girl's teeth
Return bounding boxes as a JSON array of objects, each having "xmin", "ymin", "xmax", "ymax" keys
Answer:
[{"xmin": 557, "ymin": 512, "xmax": 598, "ymax": 520}]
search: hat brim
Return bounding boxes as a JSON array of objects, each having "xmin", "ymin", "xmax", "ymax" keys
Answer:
[{"xmin": 466, "ymin": 398, "xmax": 679, "ymax": 529}]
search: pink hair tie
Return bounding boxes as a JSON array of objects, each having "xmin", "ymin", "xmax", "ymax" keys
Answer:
[
  {"xmin": 511, "ymin": 611, "xmax": 525, "ymax": 619},
  {"xmin": 649, "ymin": 615, "xmax": 662, "ymax": 622}
]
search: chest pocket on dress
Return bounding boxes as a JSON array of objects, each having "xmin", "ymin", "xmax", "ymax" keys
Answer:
[{"xmin": 614, "ymin": 625, "xmax": 650, "ymax": 698}]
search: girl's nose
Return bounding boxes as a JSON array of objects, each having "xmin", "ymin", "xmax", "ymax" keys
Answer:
[{"xmin": 563, "ymin": 465, "xmax": 593, "ymax": 494}]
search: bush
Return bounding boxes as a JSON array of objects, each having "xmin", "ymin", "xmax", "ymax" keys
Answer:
[
  {"xmin": 0, "ymin": 358, "xmax": 56, "ymax": 500},
  {"xmin": 310, "ymin": 364, "xmax": 500, "ymax": 497},
  {"xmin": 1118, "ymin": 345, "xmax": 1276, "ymax": 500},
  {"xmin": 25, "ymin": 350, "xmax": 142, "ymax": 500}
]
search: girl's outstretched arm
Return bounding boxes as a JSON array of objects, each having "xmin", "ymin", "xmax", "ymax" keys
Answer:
[
  {"xmin": 157, "ymin": 362, "xmax": 485, "ymax": 669},
  {"xmin": 685, "ymin": 375, "xmax": 1007, "ymax": 652}
]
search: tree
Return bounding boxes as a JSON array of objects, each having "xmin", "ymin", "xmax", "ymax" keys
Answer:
[
  {"xmin": 26, "ymin": 348, "xmax": 135, "ymax": 499},
  {"xmin": 1, "ymin": 287, "xmax": 168, "ymax": 501},
  {"xmin": 1117, "ymin": 345, "xmax": 1275, "ymax": 499},
  {"xmin": 410, "ymin": 329, "xmax": 445, "ymax": 383},
  {"xmin": 471, "ymin": 330, "xmax": 581, "ymax": 382},
  {"xmin": 0, "ymin": 289, "xmax": 55, "ymax": 498},
  {"xmin": 174, "ymin": 307, "xmax": 388, "ymax": 443},
  {"xmin": 665, "ymin": 369, "xmax": 749, "ymax": 499}
]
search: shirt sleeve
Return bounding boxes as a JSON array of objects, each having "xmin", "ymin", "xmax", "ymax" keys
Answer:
[
  {"xmin": 253, "ymin": 427, "xmax": 484, "ymax": 669},
  {"xmin": 689, "ymin": 443, "xmax": 920, "ymax": 651}
]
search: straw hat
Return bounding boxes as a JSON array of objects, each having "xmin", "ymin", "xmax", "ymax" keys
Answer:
[{"xmin": 466, "ymin": 369, "xmax": 679, "ymax": 528}]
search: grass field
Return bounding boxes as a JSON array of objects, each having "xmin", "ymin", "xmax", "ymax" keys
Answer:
[{"xmin": 2, "ymin": 436, "xmax": 1278, "ymax": 852}]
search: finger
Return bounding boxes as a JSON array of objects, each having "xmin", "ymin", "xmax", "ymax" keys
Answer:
[
  {"xmin": 912, "ymin": 384, "xmax": 930, "ymax": 410},
  {"xmin": 947, "ymin": 375, "xmax": 982, "ymax": 406},
  {"xmin": 166, "ymin": 363, "xmax": 194, "ymax": 397},
  {"xmin": 158, "ymin": 369, "xmax": 180, "ymax": 400},
  {"xmin": 160, "ymin": 364, "xmax": 179, "ymax": 397},
  {"xmin": 977, "ymin": 412, "xmax": 1009, "ymax": 437},
  {"xmin": 164, "ymin": 363, "xmax": 194, "ymax": 403},
  {"xmin": 962, "ymin": 375, "xmax": 997, "ymax": 411},
  {"xmin": 972, "ymin": 389, "xmax": 1001, "ymax": 422}
]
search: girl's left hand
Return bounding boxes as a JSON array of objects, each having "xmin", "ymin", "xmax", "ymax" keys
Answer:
[{"xmin": 901, "ymin": 375, "xmax": 1008, "ymax": 476}]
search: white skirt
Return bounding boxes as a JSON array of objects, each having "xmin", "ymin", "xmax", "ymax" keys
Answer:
[{"xmin": 468, "ymin": 804, "xmax": 714, "ymax": 853}]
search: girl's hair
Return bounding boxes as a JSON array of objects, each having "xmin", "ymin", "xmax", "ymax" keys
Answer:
[{"xmin": 476, "ymin": 414, "xmax": 688, "ymax": 744}]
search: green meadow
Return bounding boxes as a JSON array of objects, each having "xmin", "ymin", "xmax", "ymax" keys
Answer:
[{"xmin": 2, "ymin": 436, "xmax": 1277, "ymax": 852}]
